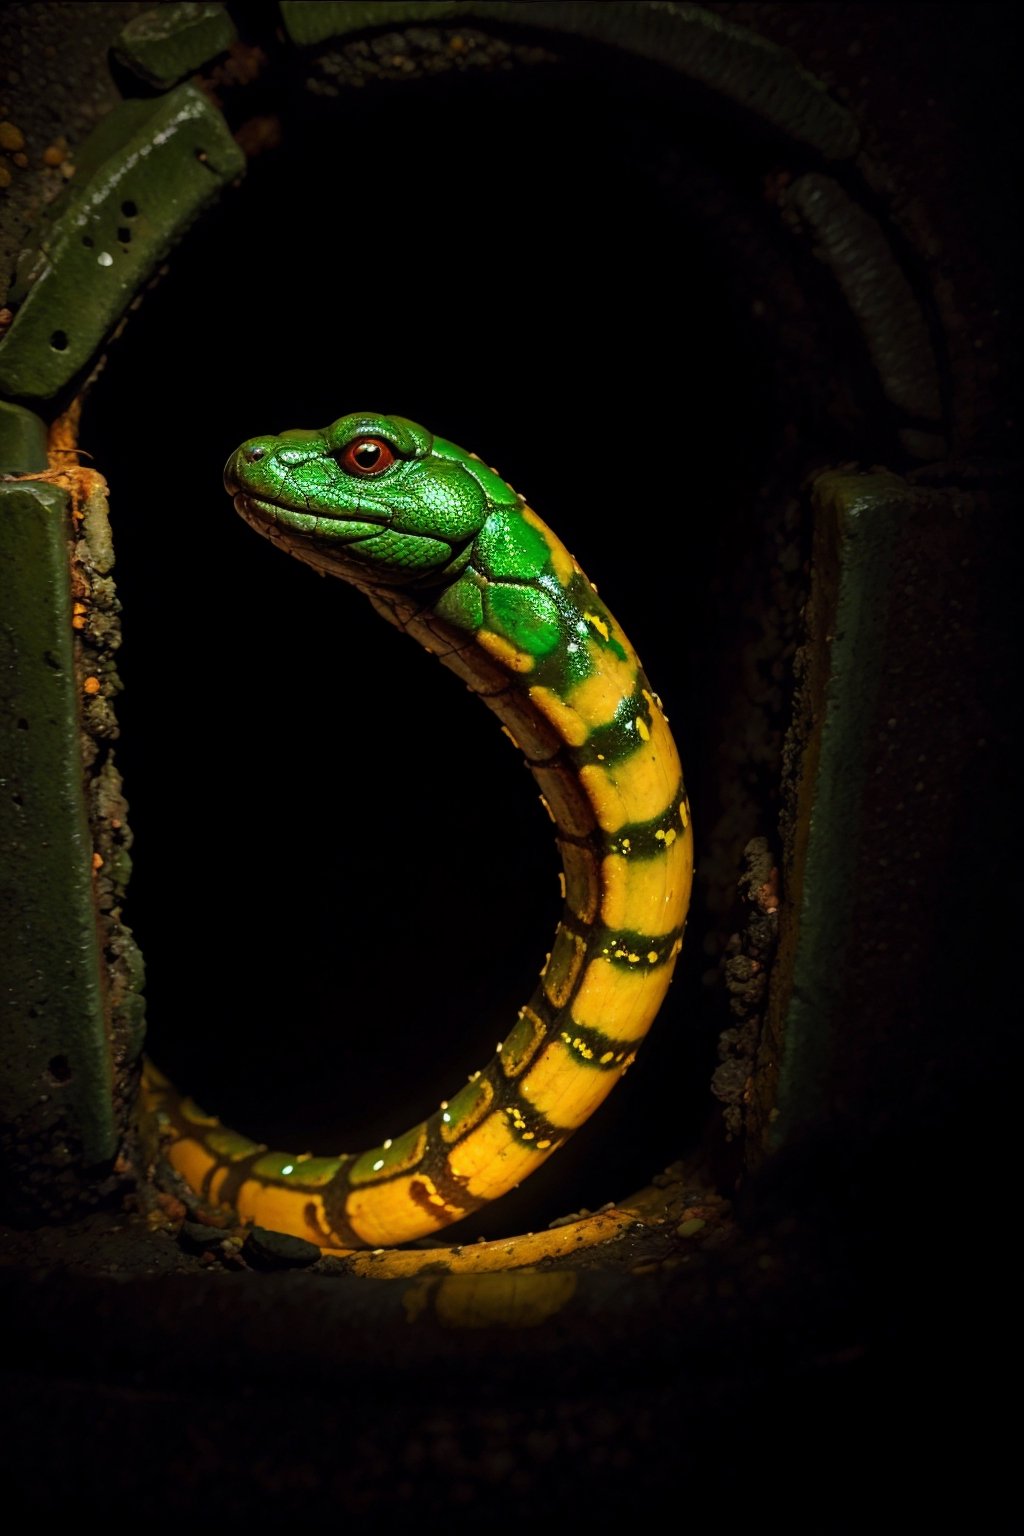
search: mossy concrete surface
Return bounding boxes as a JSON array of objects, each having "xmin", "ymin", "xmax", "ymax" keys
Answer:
[
  {"xmin": 0, "ymin": 481, "xmax": 116, "ymax": 1214},
  {"xmin": 0, "ymin": 83, "xmax": 244, "ymax": 403},
  {"xmin": 113, "ymin": 2, "xmax": 237, "ymax": 90}
]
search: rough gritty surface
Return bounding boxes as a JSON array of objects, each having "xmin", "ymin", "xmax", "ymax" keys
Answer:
[
  {"xmin": 305, "ymin": 24, "xmax": 558, "ymax": 93},
  {"xmin": 712, "ymin": 837, "xmax": 780, "ymax": 1143},
  {"xmin": 71, "ymin": 474, "xmax": 146, "ymax": 1135}
]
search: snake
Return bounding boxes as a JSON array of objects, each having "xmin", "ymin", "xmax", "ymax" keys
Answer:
[{"xmin": 142, "ymin": 412, "xmax": 693, "ymax": 1249}]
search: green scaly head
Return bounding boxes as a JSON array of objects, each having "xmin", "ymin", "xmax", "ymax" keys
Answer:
[{"xmin": 224, "ymin": 411, "xmax": 519, "ymax": 590}]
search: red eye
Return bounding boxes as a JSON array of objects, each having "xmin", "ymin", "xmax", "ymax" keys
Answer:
[{"xmin": 337, "ymin": 437, "xmax": 397, "ymax": 477}]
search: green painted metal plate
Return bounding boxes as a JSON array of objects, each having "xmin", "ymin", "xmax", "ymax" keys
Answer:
[{"xmin": 0, "ymin": 84, "xmax": 244, "ymax": 403}]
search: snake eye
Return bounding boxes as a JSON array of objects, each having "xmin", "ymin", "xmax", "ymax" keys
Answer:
[{"xmin": 336, "ymin": 437, "xmax": 397, "ymax": 477}]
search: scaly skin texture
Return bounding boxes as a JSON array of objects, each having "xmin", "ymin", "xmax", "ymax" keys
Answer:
[{"xmin": 142, "ymin": 413, "xmax": 693, "ymax": 1248}]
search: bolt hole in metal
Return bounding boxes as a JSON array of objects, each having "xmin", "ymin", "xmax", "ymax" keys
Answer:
[{"xmin": 82, "ymin": 63, "xmax": 782, "ymax": 1239}]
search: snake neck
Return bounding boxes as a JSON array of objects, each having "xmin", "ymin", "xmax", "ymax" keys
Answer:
[{"xmin": 367, "ymin": 499, "xmax": 691, "ymax": 938}]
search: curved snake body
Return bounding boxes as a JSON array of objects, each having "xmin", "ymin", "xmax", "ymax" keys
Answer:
[{"xmin": 143, "ymin": 413, "xmax": 692, "ymax": 1248}]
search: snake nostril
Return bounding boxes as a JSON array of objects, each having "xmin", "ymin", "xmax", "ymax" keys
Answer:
[{"xmin": 246, "ymin": 444, "xmax": 267, "ymax": 463}]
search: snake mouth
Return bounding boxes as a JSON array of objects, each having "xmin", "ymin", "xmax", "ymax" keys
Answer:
[{"xmin": 234, "ymin": 493, "xmax": 388, "ymax": 544}]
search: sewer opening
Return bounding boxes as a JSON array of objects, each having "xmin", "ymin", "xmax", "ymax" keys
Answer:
[{"xmin": 80, "ymin": 53, "xmax": 880, "ymax": 1238}]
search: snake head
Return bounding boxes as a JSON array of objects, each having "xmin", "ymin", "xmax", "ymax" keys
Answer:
[{"xmin": 224, "ymin": 411, "xmax": 518, "ymax": 588}]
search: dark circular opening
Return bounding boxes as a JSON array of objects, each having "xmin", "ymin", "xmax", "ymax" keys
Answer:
[
  {"xmin": 79, "ymin": 55, "xmax": 847, "ymax": 1237},
  {"xmin": 50, "ymin": 329, "xmax": 68, "ymax": 351},
  {"xmin": 47, "ymin": 1054, "xmax": 72, "ymax": 1084}
]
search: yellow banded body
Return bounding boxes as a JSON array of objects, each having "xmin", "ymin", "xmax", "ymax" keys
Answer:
[{"xmin": 144, "ymin": 496, "xmax": 692, "ymax": 1248}]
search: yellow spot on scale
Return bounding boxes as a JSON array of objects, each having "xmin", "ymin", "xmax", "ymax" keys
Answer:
[
  {"xmin": 528, "ymin": 684, "xmax": 589, "ymax": 747},
  {"xmin": 583, "ymin": 611, "xmax": 610, "ymax": 642},
  {"xmin": 648, "ymin": 950, "xmax": 660, "ymax": 963},
  {"xmin": 478, "ymin": 628, "xmax": 535, "ymax": 673},
  {"xmin": 636, "ymin": 717, "xmax": 650, "ymax": 741},
  {"xmin": 655, "ymin": 827, "xmax": 677, "ymax": 847}
]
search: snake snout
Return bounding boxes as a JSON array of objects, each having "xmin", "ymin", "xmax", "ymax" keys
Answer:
[{"xmin": 225, "ymin": 438, "xmax": 277, "ymax": 496}]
